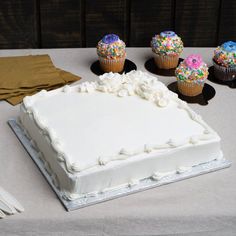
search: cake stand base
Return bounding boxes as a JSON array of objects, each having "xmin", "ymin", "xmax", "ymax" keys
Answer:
[{"xmin": 8, "ymin": 118, "xmax": 231, "ymax": 211}]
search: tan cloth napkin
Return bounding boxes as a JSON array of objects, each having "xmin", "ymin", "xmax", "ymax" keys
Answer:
[{"xmin": 0, "ymin": 54, "xmax": 81, "ymax": 105}]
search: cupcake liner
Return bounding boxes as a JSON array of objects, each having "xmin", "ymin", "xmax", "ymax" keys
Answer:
[
  {"xmin": 153, "ymin": 53, "xmax": 179, "ymax": 69},
  {"xmin": 213, "ymin": 60, "xmax": 236, "ymax": 81},
  {"xmin": 177, "ymin": 81, "xmax": 204, "ymax": 97},
  {"xmin": 99, "ymin": 56, "xmax": 125, "ymax": 73}
]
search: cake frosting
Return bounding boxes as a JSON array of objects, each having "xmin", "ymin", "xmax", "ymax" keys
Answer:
[
  {"xmin": 20, "ymin": 71, "xmax": 223, "ymax": 200},
  {"xmin": 97, "ymin": 34, "xmax": 126, "ymax": 59},
  {"xmin": 176, "ymin": 54, "xmax": 209, "ymax": 84},
  {"xmin": 151, "ymin": 31, "xmax": 183, "ymax": 56}
]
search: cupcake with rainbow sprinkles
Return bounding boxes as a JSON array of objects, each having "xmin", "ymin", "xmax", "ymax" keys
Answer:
[
  {"xmin": 151, "ymin": 31, "xmax": 183, "ymax": 69},
  {"xmin": 97, "ymin": 34, "xmax": 126, "ymax": 73},
  {"xmin": 175, "ymin": 54, "xmax": 208, "ymax": 96},
  {"xmin": 213, "ymin": 41, "xmax": 236, "ymax": 81}
]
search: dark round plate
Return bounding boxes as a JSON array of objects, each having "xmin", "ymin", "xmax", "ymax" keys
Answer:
[
  {"xmin": 90, "ymin": 59, "xmax": 137, "ymax": 76},
  {"xmin": 208, "ymin": 66, "xmax": 236, "ymax": 88},
  {"xmin": 144, "ymin": 58, "xmax": 184, "ymax": 76},
  {"xmin": 167, "ymin": 82, "xmax": 216, "ymax": 106}
]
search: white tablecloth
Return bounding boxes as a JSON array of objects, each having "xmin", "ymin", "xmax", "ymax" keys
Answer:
[{"xmin": 0, "ymin": 48, "xmax": 236, "ymax": 235}]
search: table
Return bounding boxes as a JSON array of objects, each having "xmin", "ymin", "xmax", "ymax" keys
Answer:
[{"xmin": 0, "ymin": 48, "xmax": 236, "ymax": 235}]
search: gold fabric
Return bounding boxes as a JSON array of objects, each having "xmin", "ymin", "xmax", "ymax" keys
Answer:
[{"xmin": 0, "ymin": 54, "xmax": 81, "ymax": 105}]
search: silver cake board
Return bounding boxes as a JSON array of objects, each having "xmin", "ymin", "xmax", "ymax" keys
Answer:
[{"xmin": 8, "ymin": 118, "xmax": 232, "ymax": 211}]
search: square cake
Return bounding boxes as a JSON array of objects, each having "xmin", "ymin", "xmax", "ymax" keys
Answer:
[{"xmin": 19, "ymin": 71, "xmax": 223, "ymax": 201}]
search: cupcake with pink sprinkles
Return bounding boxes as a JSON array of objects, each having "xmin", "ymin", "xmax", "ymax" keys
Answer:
[
  {"xmin": 97, "ymin": 34, "xmax": 126, "ymax": 73},
  {"xmin": 175, "ymin": 54, "xmax": 209, "ymax": 96}
]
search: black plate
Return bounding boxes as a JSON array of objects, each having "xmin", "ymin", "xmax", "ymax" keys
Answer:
[
  {"xmin": 208, "ymin": 66, "xmax": 236, "ymax": 88},
  {"xmin": 167, "ymin": 82, "xmax": 216, "ymax": 106},
  {"xmin": 90, "ymin": 59, "xmax": 137, "ymax": 76},
  {"xmin": 144, "ymin": 58, "xmax": 184, "ymax": 76}
]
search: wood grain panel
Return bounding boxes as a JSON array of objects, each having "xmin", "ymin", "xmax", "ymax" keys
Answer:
[
  {"xmin": 0, "ymin": 1, "xmax": 38, "ymax": 49},
  {"xmin": 40, "ymin": 0, "xmax": 81, "ymax": 48},
  {"xmin": 0, "ymin": 1, "xmax": 236, "ymax": 49},
  {"xmin": 218, "ymin": 0, "xmax": 236, "ymax": 45},
  {"xmin": 175, "ymin": 0, "xmax": 220, "ymax": 47},
  {"xmin": 130, "ymin": 0, "xmax": 173, "ymax": 47},
  {"xmin": 85, "ymin": 0, "xmax": 126, "ymax": 47}
]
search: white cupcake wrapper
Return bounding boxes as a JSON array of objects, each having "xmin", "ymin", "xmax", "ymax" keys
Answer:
[
  {"xmin": 153, "ymin": 53, "xmax": 179, "ymax": 60},
  {"xmin": 177, "ymin": 80, "xmax": 204, "ymax": 96},
  {"xmin": 177, "ymin": 81, "xmax": 204, "ymax": 88},
  {"xmin": 153, "ymin": 53, "xmax": 179, "ymax": 69},
  {"xmin": 99, "ymin": 57, "xmax": 125, "ymax": 65}
]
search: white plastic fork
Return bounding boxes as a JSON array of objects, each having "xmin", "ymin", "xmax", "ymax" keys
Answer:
[
  {"xmin": 0, "ymin": 209, "xmax": 6, "ymax": 219},
  {"xmin": 0, "ymin": 186, "xmax": 24, "ymax": 219}
]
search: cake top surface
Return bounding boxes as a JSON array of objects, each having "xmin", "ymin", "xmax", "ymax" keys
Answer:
[
  {"xmin": 22, "ymin": 71, "xmax": 218, "ymax": 175},
  {"xmin": 175, "ymin": 54, "xmax": 209, "ymax": 83},
  {"xmin": 214, "ymin": 41, "xmax": 236, "ymax": 68},
  {"xmin": 150, "ymin": 31, "xmax": 183, "ymax": 56},
  {"xmin": 97, "ymin": 34, "xmax": 126, "ymax": 59}
]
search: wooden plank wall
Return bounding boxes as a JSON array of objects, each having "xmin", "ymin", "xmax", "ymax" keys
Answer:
[{"xmin": 0, "ymin": 0, "xmax": 235, "ymax": 49}]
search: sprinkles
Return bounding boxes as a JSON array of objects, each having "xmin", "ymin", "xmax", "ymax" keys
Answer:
[
  {"xmin": 151, "ymin": 31, "xmax": 183, "ymax": 56},
  {"xmin": 175, "ymin": 54, "xmax": 208, "ymax": 84},
  {"xmin": 97, "ymin": 34, "xmax": 126, "ymax": 60},
  {"xmin": 214, "ymin": 41, "xmax": 236, "ymax": 68}
]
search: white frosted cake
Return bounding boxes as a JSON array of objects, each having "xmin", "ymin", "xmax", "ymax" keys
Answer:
[{"xmin": 19, "ymin": 71, "xmax": 223, "ymax": 201}]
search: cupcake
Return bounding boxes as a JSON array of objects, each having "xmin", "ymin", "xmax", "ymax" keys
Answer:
[
  {"xmin": 175, "ymin": 54, "xmax": 209, "ymax": 96},
  {"xmin": 151, "ymin": 31, "xmax": 183, "ymax": 69},
  {"xmin": 97, "ymin": 34, "xmax": 126, "ymax": 73},
  {"xmin": 213, "ymin": 41, "xmax": 236, "ymax": 81}
]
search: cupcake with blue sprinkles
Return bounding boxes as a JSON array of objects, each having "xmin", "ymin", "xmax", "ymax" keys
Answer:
[
  {"xmin": 97, "ymin": 34, "xmax": 126, "ymax": 73},
  {"xmin": 175, "ymin": 54, "xmax": 208, "ymax": 96},
  {"xmin": 151, "ymin": 31, "xmax": 183, "ymax": 69},
  {"xmin": 213, "ymin": 41, "xmax": 236, "ymax": 81}
]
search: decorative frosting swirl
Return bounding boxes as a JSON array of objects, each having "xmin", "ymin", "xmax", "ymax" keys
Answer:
[
  {"xmin": 222, "ymin": 41, "xmax": 236, "ymax": 52},
  {"xmin": 77, "ymin": 70, "xmax": 175, "ymax": 108},
  {"xmin": 160, "ymin": 31, "xmax": 176, "ymax": 38},
  {"xmin": 175, "ymin": 54, "xmax": 208, "ymax": 84},
  {"xmin": 185, "ymin": 54, "xmax": 203, "ymax": 69},
  {"xmin": 102, "ymin": 34, "xmax": 119, "ymax": 44},
  {"xmin": 214, "ymin": 41, "xmax": 236, "ymax": 68},
  {"xmin": 151, "ymin": 31, "xmax": 183, "ymax": 56},
  {"xmin": 97, "ymin": 34, "xmax": 126, "ymax": 59}
]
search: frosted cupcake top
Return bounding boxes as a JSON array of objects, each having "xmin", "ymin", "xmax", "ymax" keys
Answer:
[
  {"xmin": 175, "ymin": 54, "xmax": 208, "ymax": 84},
  {"xmin": 97, "ymin": 34, "xmax": 126, "ymax": 59},
  {"xmin": 151, "ymin": 31, "xmax": 183, "ymax": 56},
  {"xmin": 214, "ymin": 41, "xmax": 236, "ymax": 68}
]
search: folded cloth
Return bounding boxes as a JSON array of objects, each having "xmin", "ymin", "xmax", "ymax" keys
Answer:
[
  {"xmin": 0, "ymin": 69, "xmax": 80, "ymax": 99},
  {"xmin": 6, "ymin": 86, "xmax": 57, "ymax": 105},
  {"xmin": 0, "ymin": 54, "xmax": 81, "ymax": 105},
  {"xmin": 6, "ymin": 70, "xmax": 79, "ymax": 105}
]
